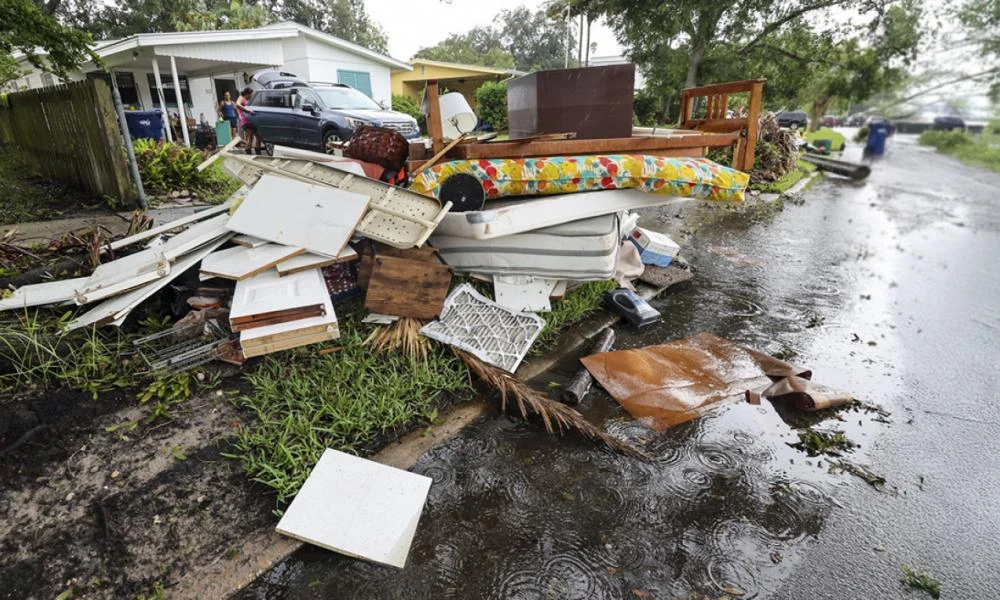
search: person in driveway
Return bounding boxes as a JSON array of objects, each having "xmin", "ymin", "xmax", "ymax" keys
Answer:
[
  {"xmin": 236, "ymin": 87, "xmax": 262, "ymax": 154},
  {"xmin": 217, "ymin": 91, "xmax": 238, "ymax": 138}
]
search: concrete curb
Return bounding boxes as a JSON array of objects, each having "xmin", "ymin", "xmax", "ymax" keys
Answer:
[{"xmin": 181, "ymin": 269, "xmax": 694, "ymax": 599}]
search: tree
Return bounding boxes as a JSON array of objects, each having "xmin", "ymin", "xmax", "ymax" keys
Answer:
[
  {"xmin": 415, "ymin": 6, "xmax": 574, "ymax": 71},
  {"xmin": 174, "ymin": 0, "xmax": 272, "ymax": 31},
  {"xmin": 1, "ymin": 0, "xmax": 99, "ymax": 81}
]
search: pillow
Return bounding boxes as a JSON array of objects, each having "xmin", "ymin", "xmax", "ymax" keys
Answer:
[{"xmin": 411, "ymin": 154, "xmax": 749, "ymax": 202}]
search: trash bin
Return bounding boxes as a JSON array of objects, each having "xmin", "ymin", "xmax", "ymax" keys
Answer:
[
  {"xmin": 865, "ymin": 121, "xmax": 889, "ymax": 156},
  {"xmin": 124, "ymin": 109, "xmax": 164, "ymax": 141},
  {"xmin": 215, "ymin": 119, "xmax": 232, "ymax": 146},
  {"xmin": 813, "ymin": 139, "xmax": 833, "ymax": 154}
]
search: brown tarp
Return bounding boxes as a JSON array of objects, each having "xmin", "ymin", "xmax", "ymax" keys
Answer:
[{"xmin": 580, "ymin": 332, "xmax": 814, "ymax": 430}]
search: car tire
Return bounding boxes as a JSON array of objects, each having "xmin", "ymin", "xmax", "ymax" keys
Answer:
[
  {"xmin": 263, "ymin": 142, "xmax": 274, "ymax": 156},
  {"xmin": 323, "ymin": 130, "xmax": 345, "ymax": 155}
]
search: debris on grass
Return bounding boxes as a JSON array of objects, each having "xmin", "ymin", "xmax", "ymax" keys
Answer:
[{"xmin": 900, "ymin": 564, "xmax": 941, "ymax": 599}]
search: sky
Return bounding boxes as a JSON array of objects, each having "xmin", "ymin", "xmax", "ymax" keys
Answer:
[{"xmin": 363, "ymin": 0, "xmax": 624, "ymax": 61}]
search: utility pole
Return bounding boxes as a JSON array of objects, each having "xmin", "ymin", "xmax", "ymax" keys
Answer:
[{"xmin": 564, "ymin": 5, "xmax": 571, "ymax": 68}]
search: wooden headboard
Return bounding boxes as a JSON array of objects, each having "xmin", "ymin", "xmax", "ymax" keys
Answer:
[{"xmin": 679, "ymin": 79, "xmax": 765, "ymax": 172}]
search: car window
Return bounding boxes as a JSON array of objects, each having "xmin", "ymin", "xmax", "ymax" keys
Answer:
[
  {"xmin": 315, "ymin": 87, "xmax": 381, "ymax": 111},
  {"xmin": 256, "ymin": 91, "xmax": 290, "ymax": 108},
  {"xmin": 294, "ymin": 89, "xmax": 320, "ymax": 109}
]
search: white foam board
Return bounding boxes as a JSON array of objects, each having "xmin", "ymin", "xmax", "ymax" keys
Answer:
[
  {"xmin": 226, "ymin": 174, "xmax": 369, "ymax": 257},
  {"xmin": 276, "ymin": 448, "xmax": 432, "ymax": 568}
]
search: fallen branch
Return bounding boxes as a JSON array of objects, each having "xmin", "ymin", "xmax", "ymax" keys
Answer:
[{"xmin": 455, "ymin": 349, "xmax": 649, "ymax": 460}]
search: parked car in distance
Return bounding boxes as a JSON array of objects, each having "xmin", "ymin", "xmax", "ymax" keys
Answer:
[
  {"xmin": 776, "ymin": 110, "xmax": 809, "ymax": 129},
  {"xmin": 932, "ymin": 115, "xmax": 966, "ymax": 131},
  {"xmin": 820, "ymin": 115, "xmax": 840, "ymax": 127},
  {"xmin": 249, "ymin": 70, "xmax": 309, "ymax": 90},
  {"xmin": 847, "ymin": 114, "xmax": 867, "ymax": 127},
  {"xmin": 248, "ymin": 84, "xmax": 421, "ymax": 154}
]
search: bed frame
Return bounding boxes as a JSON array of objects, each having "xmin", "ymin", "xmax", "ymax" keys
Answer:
[{"xmin": 411, "ymin": 78, "xmax": 765, "ymax": 173}]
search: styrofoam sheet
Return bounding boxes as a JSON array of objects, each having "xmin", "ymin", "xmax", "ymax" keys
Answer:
[
  {"xmin": 68, "ymin": 238, "xmax": 229, "ymax": 331},
  {"xmin": 225, "ymin": 174, "xmax": 368, "ymax": 257},
  {"xmin": 275, "ymin": 247, "xmax": 357, "ymax": 277},
  {"xmin": 200, "ymin": 243, "xmax": 305, "ymax": 280},
  {"xmin": 432, "ymin": 189, "xmax": 686, "ymax": 240},
  {"xmin": 275, "ymin": 448, "xmax": 432, "ymax": 568},
  {"xmin": 229, "ymin": 268, "xmax": 328, "ymax": 324},
  {"xmin": 0, "ymin": 277, "xmax": 87, "ymax": 312}
]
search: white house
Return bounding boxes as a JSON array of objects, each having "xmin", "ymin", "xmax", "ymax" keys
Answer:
[{"xmin": 9, "ymin": 21, "xmax": 411, "ymax": 145}]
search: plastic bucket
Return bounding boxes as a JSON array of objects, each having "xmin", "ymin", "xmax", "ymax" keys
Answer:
[{"xmin": 439, "ymin": 92, "xmax": 477, "ymax": 141}]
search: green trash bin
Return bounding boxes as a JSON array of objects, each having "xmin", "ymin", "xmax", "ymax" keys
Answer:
[
  {"xmin": 814, "ymin": 139, "xmax": 832, "ymax": 153},
  {"xmin": 215, "ymin": 120, "xmax": 232, "ymax": 146}
]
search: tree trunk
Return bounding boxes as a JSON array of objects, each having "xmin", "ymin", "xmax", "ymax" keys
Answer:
[
  {"xmin": 685, "ymin": 45, "xmax": 705, "ymax": 89},
  {"xmin": 809, "ymin": 99, "xmax": 830, "ymax": 132}
]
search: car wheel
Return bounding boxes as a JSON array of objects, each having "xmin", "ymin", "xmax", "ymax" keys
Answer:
[
  {"xmin": 263, "ymin": 142, "xmax": 274, "ymax": 156},
  {"xmin": 323, "ymin": 131, "xmax": 344, "ymax": 155}
]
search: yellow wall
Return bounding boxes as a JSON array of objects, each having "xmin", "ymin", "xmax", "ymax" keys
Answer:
[{"xmin": 391, "ymin": 62, "xmax": 511, "ymax": 111}]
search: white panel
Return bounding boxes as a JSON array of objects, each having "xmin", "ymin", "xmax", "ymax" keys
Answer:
[
  {"xmin": 75, "ymin": 248, "xmax": 169, "ymax": 305},
  {"xmin": 275, "ymin": 449, "xmax": 432, "ymax": 568},
  {"xmin": 200, "ymin": 243, "xmax": 304, "ymax": 280},
  {"xmin": 225, "ymin": 174, "xmax": 368, "ymax": 257},
  {"xmin": 275, "ymin": 248, "xmax": 355, "ymax": 277},
  {"xmin": 493, "ymin": 275, "xmax": 554, "ymax": 312},
  {"xmin": 240, "ymin": 277, "xmax": 336, "ymax": 343},
  {"xmin": 0, "ymin": 277, "xmax": 88, "ymax": 312},
  {"xmin": 229, "ymin": 268, "xmax": 328, "ymax": 323},
  {"xmin": 156, "ymin": 39, "xmax": 285, "ymax": 66}
]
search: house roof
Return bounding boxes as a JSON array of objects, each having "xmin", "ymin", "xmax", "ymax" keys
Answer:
[
  {"xmin": 261, "ymin": 22, "xmax": 411, "ymax": 71},
  {"xmin": 406, "ymin": 58, "xmax": 520, "ymax": 76}
]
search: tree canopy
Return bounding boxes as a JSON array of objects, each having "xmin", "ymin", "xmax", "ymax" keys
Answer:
[
  {"xmin": 415, "ymin": 6, "xmax": 575, "ymax": 72},
  {"xmin": 1, "ymin": 0, "xmax": 98, "ymax": 84}
]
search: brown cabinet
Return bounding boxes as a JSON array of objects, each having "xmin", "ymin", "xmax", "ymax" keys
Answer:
[{"xmin": 506, "ymin": 64, "xmax": 635, "ymax": 140}]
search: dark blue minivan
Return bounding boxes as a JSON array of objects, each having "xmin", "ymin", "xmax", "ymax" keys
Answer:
[{"xmin": 248, "ymin": 83, "xmax": 420, "ymax": 154}]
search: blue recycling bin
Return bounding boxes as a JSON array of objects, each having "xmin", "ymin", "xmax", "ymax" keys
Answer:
[
  {"xmin": 124, "ymin": 109, "xmax": 164, "ymax": 141},
  {"xmin": 865, "ymin": 121, "xmax": 889, "ymax": 156}
]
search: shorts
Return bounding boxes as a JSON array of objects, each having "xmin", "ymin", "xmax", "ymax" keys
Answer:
[
  {"xmin": 227, "ymin": 116, "xmax": 238, "ymax": 129},
  {"xmin": 243, "ymin": 121, "xmax": 256, "ymax": 131}
]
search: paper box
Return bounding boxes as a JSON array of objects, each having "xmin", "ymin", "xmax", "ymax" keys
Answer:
[{"xmin": 629, "ymin": 227, "xmax": 680, "ymax": 267}]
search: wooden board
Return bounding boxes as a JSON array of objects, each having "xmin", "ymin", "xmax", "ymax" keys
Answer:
[
  {"xmin": 357, "ymin": 244, "xmax": 441, "ymax": 290},
  {"xmin": 159, "ymin": 214, "xmax": 232, "ymax": 261},
  {"xmin": 240, "ymin": 327, "xmax": 340, "ymax": 358},
  {"xmin": 275, "ymin": 248, "xmax": 357, "ymax": 277},
  {"xmin": 364, "ymin": 255, "xmax": 451, "ymax": 320},
  {"xmin": 200, "ymin": 243, "xmax": 305, "ymax": 281},
  {"xmin": 225, "ymin": 174, "xmax": 369, "ymax": 258},
  {"xmin": 230, "ymin": 306, "xmax": 326, "ymax": 331},
  {"xmin": 229, "ymin": 268, "xmax": 328, "ymax": 330},
  {"xmin": 446, "ymin": 133, "xmax": 737, "ymax": 161},
  {"xmin": 231, "ymin": 234, "xmax": 271, "ymax": 248}
]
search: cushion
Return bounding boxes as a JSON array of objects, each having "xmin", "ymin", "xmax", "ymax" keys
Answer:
[{"xmin": 411, "ymin": 154, "xmax": 749, "ymax": 202}]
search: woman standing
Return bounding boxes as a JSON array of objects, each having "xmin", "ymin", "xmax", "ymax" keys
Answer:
[
  {"xmin": 217, "ymin": 91, "xmax": 238, "ymax": 139},
  {"xmin": 236, "ymin": 87, "xmax": 262, "ymax": 155}
]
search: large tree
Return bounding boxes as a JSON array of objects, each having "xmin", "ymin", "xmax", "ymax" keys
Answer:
[
  {"xmin": 415, "ymin": 6, "xmax": 575, "ymax": 71},
  {"xmin": 1, "ymin": 0, "xmax": 99, "ymax": 84}
]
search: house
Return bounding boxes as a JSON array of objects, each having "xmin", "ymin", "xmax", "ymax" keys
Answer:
[
  {"xmin": 9, "ymin": 21, "xmax": 411, "ymax": 145},
  {"xmin": 391, "ymin": 58, "xmax": 520, "ymax": 111}
]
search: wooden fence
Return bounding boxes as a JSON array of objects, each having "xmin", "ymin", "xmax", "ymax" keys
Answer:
[{"xmin": 0, "ymin": 79, "xmax": 135, "ymax": 203}]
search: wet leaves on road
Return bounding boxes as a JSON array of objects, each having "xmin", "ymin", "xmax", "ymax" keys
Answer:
[
  {"xmin": 789, "ymin": 429, "xmax": 858, "ymax": 457},
  {"xmin": 900, "ymin": 564, "xmax": 941, "ymax": 599}
]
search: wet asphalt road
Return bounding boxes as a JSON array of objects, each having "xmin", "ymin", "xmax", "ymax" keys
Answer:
[{"xmin": 242, "ymin": 134, "xmax": 1000, "ymax": 599}]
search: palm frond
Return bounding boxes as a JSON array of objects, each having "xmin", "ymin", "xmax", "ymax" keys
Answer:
[
  {"xmin": 455, "ymin": 349, "xmax": 649, "ymax": 460},
  {"xmin": 363, "ymin": 317, "xmax": 429, "ymax": 362}
]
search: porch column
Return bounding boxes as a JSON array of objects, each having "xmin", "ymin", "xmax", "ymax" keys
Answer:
[
  {"xmin": 169, "ymin": 55, "xmax": 190, "ymax": 146},
  {"xmin": 150, "ymin": 58, "xmax": 173, "ymax": 142}
]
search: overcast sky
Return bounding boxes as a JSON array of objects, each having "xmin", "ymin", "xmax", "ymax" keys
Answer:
[{"xmin": 363, "ymin": 0, "xmax": 623, "ymax": 61}]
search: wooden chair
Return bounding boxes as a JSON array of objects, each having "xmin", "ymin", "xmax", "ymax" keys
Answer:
[{"xmin": 679, "ymin": 79, "xmax": 765, "ymax": 172}]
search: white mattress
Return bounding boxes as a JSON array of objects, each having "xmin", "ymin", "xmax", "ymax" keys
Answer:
[{"xmin": 431, "ymin": 213, "xmax": 624, "ymax": 280}]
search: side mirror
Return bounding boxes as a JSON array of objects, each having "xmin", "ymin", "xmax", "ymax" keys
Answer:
[{"xmin": 301, "ymin": 101, "xmax": 317, "ymax": 114}]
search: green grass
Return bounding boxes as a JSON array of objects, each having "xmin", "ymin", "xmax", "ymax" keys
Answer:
[
  {"xmin": 901, "ymin": 564, "xmax": 941, "ymax": 599},
  {"xmin": 805, "ymin": 128, "xmax": 846, "ymax": 151},
  {"xmin": 230, "ymin": 323, "xmax": 473, "ymax": 508},
  {"xmin": 532, "ymin": 280, "xmax": 617, "ymax": 353},
  {"xmin": 919, "ymin": 129, "xmax": 1000, "ymax": 173},
  {"xmin": 749, "ymin": 159, "xmax": 817, "ymax": 194}
]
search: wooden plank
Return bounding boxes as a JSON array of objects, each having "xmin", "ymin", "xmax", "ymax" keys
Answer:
[
  {"xmin": 357, "ymin": 244, "xmax": 441, "ymax": 290},
  {"xmin": 681, "ymin": 118, "xmax": 749, "ymax": 133},
  {"xmin": 229, "ymin": 269, "xmax": 328, "ymax": 329},
  {"xmin": 739, "ymin": 80, "xmax": 765, "ymax": 172},
  {"xmin": 447, "ymin": 133, "xmax": 738, "ymax": 160},
  {"xmin": 426, "ymin": 80, "xmax": 444, "ymax": 155},
  {"xmin": 230, "ymin": 306, "xmax": 327, "ymax": 331},
  {"xmin": 680, "ymin": 78, "xmax": 766, "ymax": 96},
  {"xmin": 200, "ymin": 244, "xmax": 306, "ymax": 281},
  {"xmin": 364, "ymin": 254, "xmax": 451, "ymax": 320},
  {"xmin": 240, "ymin": 327, "xmax": 340, "ymax": 358},
  {"xmin": 275, "ymin": 248, "xmax": 356, "ymax": 277}
]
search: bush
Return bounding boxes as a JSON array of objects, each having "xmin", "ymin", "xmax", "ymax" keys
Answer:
[
  {"xmin": 475, "ymin": 80, "xmax": 508, "ymax": 132},
  {"xmin": 133, "ymin": 139, "xmax": 237, "ymax": 201},
  {"xmin": 633, "ymin": 88, "xmax": 660, "ymax": 126},
  {"xmin": 918, "ymin": 129, "xmax": 973, "ymax": 152},
  {"xmin": 391, "ymin": 94, "xmax": 425, "ymax": 134}
]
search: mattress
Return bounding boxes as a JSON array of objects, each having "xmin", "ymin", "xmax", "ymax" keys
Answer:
[{"xmin": 431, "ymin": 213, "xmax": 625, "ymax": 280}]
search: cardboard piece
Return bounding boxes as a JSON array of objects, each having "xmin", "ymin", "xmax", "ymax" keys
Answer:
[
  {"xmin": 225, "ymin": 174, "xmax": 369, "ymax": 258},
  {"xmin": 629, "ymin": 227, "xmax": 680, "ymax": 267},
  {"xmin": 275, "ymin": 448, "xmax": 432, "ymax": 568}
]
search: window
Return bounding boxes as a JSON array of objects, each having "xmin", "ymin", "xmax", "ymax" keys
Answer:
[
  {"xmin": 86, "ymin": 71, "xmax": 140, "ymax": 106},
  {"xmin": 145, "ymin": 73, "xmax": 192, "ymax": 106},
  {"xmin": 293, "ymin": 88, "xmax": 320, "ymax": 109},
  {"xmin": 40, "ymin": 73, "xmax": 55, "ymax": 88},
  {"xmin": 252, "ymin": 90, "xmax": 291, "ymax": 108},
  {"xmin": 336, "ymin": 70, "xmax": 372, "ymax": 98}
]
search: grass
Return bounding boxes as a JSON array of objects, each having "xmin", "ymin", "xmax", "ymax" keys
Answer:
[
  {"xmin": 230, "ymin": 323, "xmax": 473, "ymax": 508},
  {"xmin": 532, "ymin": 280, "xmax": 617, "ymax": 353},
  {"xmin": 919, "ymin": 128, "xmax": 1000, "ymax": 173},
  {"xmin": 901, "ymin": 564, "xmax": 941, "ymax": 599},
  {"xmin": 749, "ymin": 159, "xmax": 817, "ymax": 194},
  {"xmin": 0, "ymin": 146, "xmax": 89, "ymax": 225},
  {"xmin": 805, "ymin": 127, "xmax": 847, "ymax": 151}
]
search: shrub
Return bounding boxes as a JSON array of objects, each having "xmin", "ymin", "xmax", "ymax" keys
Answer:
[
  {"xmin": 391, "ymin": 94, "xmax": 425, "ymax": 133},
  {"xmin": 633, "ymin": 88, "xmax": 661, "ymax": 127},
  {"xmin": 918, "ymin": 129, "xmax": 973, "ymax": 152},
  {"xmin": 133, "ymin": 139, "xmax": 237, "ymax": 201},
  {"xmin": 475, "ymin": 80, "xmax": 508, "ymax": 132}
]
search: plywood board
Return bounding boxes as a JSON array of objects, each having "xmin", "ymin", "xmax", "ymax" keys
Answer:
[
  {"xmin": 68, "ymin": 238, "xmax": 229, "ymax": 331},
  {"xmin": 229, "ymin": 268, "xmax": 328, "ymax": 329},
  {"xmin": 275, "ymin": 448, "xmax": 432, "ymax": 568},
  {"xmin": 200, "ymin": 243, "xmax": 305, "ymax": 281},
  {"xmin": 275, "ymin": 247, "xmax": 357, "ymax": 277},
  {"xmin": 493, "ymin": 275, "xmax": 554, "ymax": 312},
  {"xmin": 0, "ymin": 277, "xmax": 88, "ymax": 312},
  {"xmin": 240, "ymin": 287, "xmax": 337, "ymax": 344},
  {"xmin": 225, "ymin": 174, "xmax": 369, "ymax": 258},
  {"xmin": 433, "ymin": 189, "xmax": 687, "ymax": 240},
  {"xmin": 240, "ymin": 327, "xmax": 340, "ymax": 358},
  {"xmin": 364, "ymin": 255, "xmax": 451, "ymax": 320}
]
